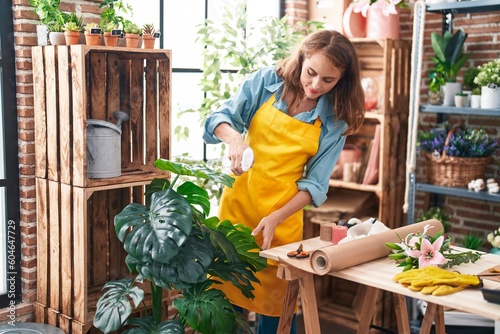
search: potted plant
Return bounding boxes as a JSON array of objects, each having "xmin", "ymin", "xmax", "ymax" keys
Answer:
[
  {"xmin": 454, "ymin": 91, "xmax": 468, "ymax": 108},
  {"xmin": 29, "ymin": 0, "xmax": 69, "ymax": 45},
  {"xmin": 474, "ymin": 59, "xmax": 500, "ymax": 109},
  {"xmin": 123, "ymin": 21, "xmax": 142, "ymax": 48},
  {"xmin": 142, "ymin": 23, "xmax": 157, "ymax": 49},
  {"xmin": 471, "ymin": 87, "xmax": 482, "ymax": 109},
  {"xmin": 428, "ymin": 69, "xmax": 445, "ymax": 105},
  {"xmin": 99, "ymin": 0, "xmax": 132, "ymax": 46},
  {"xmin": 416, "ymin": 206, "xmax": 451, "ymax": 233},
  {"xmin": 93, "ymin": 159, "xmax": 265, "ymax": 334},
  {"xmin": 431, "ymin": 29, "xmax": 471, "ymax": 106},
  {"xmin": 63, "ymin": 21, "xmax": 81, "ymax": 45},
  {"xmin": 102, "ymin": 22, "xmax": 121, "ymax": 47},
  {"xmin": 462, "ymin": 67, "xmax": 480, "ymax": 107},
  {"xmin": 460, "ymin": 234, "xmax": 484, "ymax": 251},
  {"xmin": 84, "ymin": 22, "xmax": 102, "ymax": 46}
]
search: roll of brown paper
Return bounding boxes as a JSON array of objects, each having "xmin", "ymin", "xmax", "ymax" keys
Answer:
[{"xmin": 310, "ymin": 219, "xmax": 444, "ymax": 275}]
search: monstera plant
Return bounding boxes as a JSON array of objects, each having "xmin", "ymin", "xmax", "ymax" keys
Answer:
[{"xmin": 93, "ymin": 159, "xmax": 266, "ymax": 334}]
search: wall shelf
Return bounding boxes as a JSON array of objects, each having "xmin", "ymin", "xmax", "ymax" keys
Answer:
[
  {"xmin": 420, "ymin": 105, "xmax": 500, "ymax": 117},
  {"xmin": 416, "ymin": 182, "xmax": 500, "ymax": 203},
  {"xmin": 427, "ymin": 0, "xmax": 500, "ymax": 14}
]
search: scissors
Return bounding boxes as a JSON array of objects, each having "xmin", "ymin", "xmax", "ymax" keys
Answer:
[{"xmin": 287, "ymin": 244, "xmax": 309, "ymax": 259}]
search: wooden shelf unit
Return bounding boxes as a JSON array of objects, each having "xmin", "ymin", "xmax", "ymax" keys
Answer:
[
  {"xmin": 304, "ymin": 38, "xmax": 411, "ymax": 332},
  {"xmin": 32, "ymin": 45, "xmax": 172, "ymax": 334}
]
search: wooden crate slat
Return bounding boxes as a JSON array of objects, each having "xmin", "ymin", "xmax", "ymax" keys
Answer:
[
  {"xmin": 48, "ymin": 180, "xmax": 61, "ymax": 312},
  {"xmin": 58, "ymin": 47, "xmax": 72, "ymax": 185},
  {"xmin": 89, "ymin": 191, "xmax": 110, "ymax": 286},
  {"xmin": 36, "ymin": 178, "xmax": 49, "ymax": 305},
  {"xmin": 71, "ymin": 46, "xmax": 87, "ymax": 187},
  {"xmin": 108, "ymin": 188, "xmax": 131, "ymax": 280},
  {"xmin": 33, "ymin": 47, "xmax": 47, "ymax": 179},
  {"xmin": 106, "ymin": 54, "xmax": 121, "ymax": 123},
  {"xmin": 145, "ymin": 59, "xmax": 158, "ymax": 163},
  {"xmin": 158, "ymin": 58, "xmax": 171, "ymax": 159},
  {"xmin": 119, "ymin": 59, "xmax": 132, "ymax": 164},
  {"xmin": 130, "ymin": 58, "xmax": 145, "ymax": 164},
  {"xmin": 45, "ymin": 46, "xmax": 59, "ymax": 182},
  {"xmin": 89, "ymin": 53, "xmax": 107, "ymax": 121},
  {"xmin": 73, "ymin": 186, "xmax": 88, "ymax": 323},
  {"xmin": 60, "ymin": 183, "xmax": 73, "ymax": 317}
]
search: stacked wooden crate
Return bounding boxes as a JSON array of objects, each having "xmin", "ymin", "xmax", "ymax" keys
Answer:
[{"xmin": 32, "ymin": 45, "xmax": 172, "ymax": 334}]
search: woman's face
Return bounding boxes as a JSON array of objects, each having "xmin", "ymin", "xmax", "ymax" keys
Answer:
[{"xmin": 300, "ymin": 52, "xmax": 343, "ymax": 100}]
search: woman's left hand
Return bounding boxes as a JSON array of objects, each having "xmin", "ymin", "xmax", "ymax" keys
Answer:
[{"xmin": 251, "ymin": 213, "xmax": 282, "ymax": 250}]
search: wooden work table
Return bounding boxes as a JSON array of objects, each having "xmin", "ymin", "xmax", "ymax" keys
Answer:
[{"xmin": 260, "ymin": 237, "xmax": 500, "ymax": 334}]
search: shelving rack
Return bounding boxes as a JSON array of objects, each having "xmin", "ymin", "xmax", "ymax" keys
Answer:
[{"xmin": 406, "ymin": 0, "xmax": 500, "ymax": 225}]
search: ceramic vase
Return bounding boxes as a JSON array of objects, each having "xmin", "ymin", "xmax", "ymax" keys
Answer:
[
  {"xmin": 454, "ymin": 95, "xmax": 468, "ymax": 108},
  {"xmin": 49, "ymin": 32, "xmax": 66, "ymax": 46},
  {"xmin": 471, "ymin": 95, "xmax": 481, "ymax": 109},
  {"xmin": 366, "ymin": 7, "xmax": 400, "ymax": 39},
  {"xmin": 442, "ymin": 82, "xmax": 462, "ymax": 106},
  {"xmin": 480, "ymin": 85, "xmax": 500, "ymax": 109}
]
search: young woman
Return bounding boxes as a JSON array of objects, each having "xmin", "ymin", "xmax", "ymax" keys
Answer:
[{"xmin": 203, "ymin": 29, "xmax": 365, "ymax": 334}]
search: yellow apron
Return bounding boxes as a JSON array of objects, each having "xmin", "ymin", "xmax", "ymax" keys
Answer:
[{"xmin": 217, "ymin": 94, "xmax": 322, "ymax": 316}]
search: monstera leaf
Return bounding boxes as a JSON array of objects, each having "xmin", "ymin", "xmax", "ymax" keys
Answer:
[
  {"xmin": 123, "ymin": 317, "xmax": 184, "ymax": 334},
  {"xmin": 93, "ymin": 278, "xmax": 145, "ymax": 333},
  {"xmin": 115, "ymin": 188, "xmax": 193, "ymax": 264},
  {"xmin": 173, "ymin": 280, "xmax": 252, "ymax": 334}
]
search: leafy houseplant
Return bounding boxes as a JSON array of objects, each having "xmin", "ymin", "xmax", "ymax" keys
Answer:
[
  {"xmin": 474, "ymin": 59, "xmax": 500, "ymax": 109},
  {"xmin": 93, "ymin": 159, "xmax": 266, "ymax": 334},
  {"xmin": 99, "ymin": 0, "xmax": 132, "ymax": 31},
  {"xmin": 416, "ymin": 206, "xmax": 451, "ymax": 233},
  {"xmin": 460, "ymin": 234, "xmax": 484, "ymax": 251},
  {"xmin": 29, "ymin": 0, "xmax": 68, "ymax": 32},
  {"xmin": 428, "ymin": 69, "xmax": 445, "ymax": 105}
]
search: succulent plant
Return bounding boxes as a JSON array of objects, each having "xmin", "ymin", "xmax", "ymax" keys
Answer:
[
  {"xmin": 123, "ymin": 22, "xmax": 141, "ymax": 34},
  {"xmin": 64, "ymin": 21, "xmax": 81, "ymax": 32},
  {"xmin": 84, "ymin": 22, "xmax": 100, "ymax": 33},
  {"xmin": 143, "ymin": 23, "xmax": 155, "ymax": 35}
]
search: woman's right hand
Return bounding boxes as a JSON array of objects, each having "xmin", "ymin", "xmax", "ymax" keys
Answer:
[{"xmin": 214, "ymin": 123, "xmax": 249, "ymax": 175}]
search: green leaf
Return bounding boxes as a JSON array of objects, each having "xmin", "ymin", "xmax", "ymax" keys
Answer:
[
  {"xmin": 385, "ymin": 242, "xmax": 403, "ymax": 250},
  {"xmin": 115, "ymin": 188, "xmax": 193, "ymax": 264},
  {"xmin": 123, "ymin": 317, "xmax": 184, "ymax": 334},
  {"xmin": 93, "ymin": 278, "xmax": 144, "ymax": 333}
]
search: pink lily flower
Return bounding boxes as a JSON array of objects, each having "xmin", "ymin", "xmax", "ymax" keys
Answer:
[{"xmin": 405, "ymin": 235, "xmax": 448, "ymax": 268}]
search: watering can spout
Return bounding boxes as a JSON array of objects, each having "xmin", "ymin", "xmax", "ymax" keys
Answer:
[{"xmin": 113, "ymin": 110, "xmax": 130, "ymax": 128}]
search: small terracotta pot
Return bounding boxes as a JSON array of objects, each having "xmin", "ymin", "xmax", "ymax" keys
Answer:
[
  {"xmin": 84, "ymin": 32, "xmax": 101, "ymax": 46},
  {"xmin": 64, "ymin": 30, "xmax": 80, "ymax": 45},
  {"xmin": 142, "ymin": 34, "xmax": 155, "ymax": 49},
  {"xmin": 125, "ymin": 33, "xmax": 140, "ymax": 48},
  {"xmin": 104, "ymin": 32, "xmax": 119, "ymax": 47}
]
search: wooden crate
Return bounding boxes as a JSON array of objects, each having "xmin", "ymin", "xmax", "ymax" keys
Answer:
[{"xmin": 32, "ymin": 45, "xmax": 171, "ymax": 187}]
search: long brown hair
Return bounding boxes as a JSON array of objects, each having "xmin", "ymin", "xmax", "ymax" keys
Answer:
[{"xmin": 276, "ymin": 30, "xmax": 365, "ymax": 136}]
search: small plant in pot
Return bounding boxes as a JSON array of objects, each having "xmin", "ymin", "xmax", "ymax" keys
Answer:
[
  {"xmin": 454, "ymin": 91, "xmax": 468, "ymax": 108},
  {"xmin": 124, "ymin": 21, "xmax": 142, "ymax": 48},
  {"xmin": 471, "ymin": 87, "xmax": 482, "ymax": 109},
  {"xmin": 474, "ymin": 59, "xmax": 500, "ymax": 109},
  {"xmin": 84, "ymin": 22, "xmax": 102, "ymax": 46},
  {"xmin": 428, "ymin": 69, "xmax": 445, "ymax": 105},
  {"xmin": 431, "ymin": 29, "xmax": 471, "ymax": 106},
  {"xmin": 102, "ymin": 22, "xmax": 121, "ymax": 47},
  {"xmin": 142, "ymin": 23, "xmax": 158, "ymax": 49},
  {"xmin": 93, "ymin": 159, "xmax": 265, "ymax": 334},
  {"xmin": 63, "ymin": 21, "xmax": 82, "ymax": 45}
]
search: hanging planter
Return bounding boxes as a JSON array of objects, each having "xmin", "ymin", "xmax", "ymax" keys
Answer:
[{"xmin": 480, "ymin": 84, "xmax": 500, "ymax": 109}]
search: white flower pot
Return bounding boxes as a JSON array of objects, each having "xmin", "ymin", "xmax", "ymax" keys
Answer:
[
  {"xmin": 454, "ymin": 95, "xmax": 468, "ymax": 108},
  {"xmin": 442, "ymin": 82, "xmax": 462, "ymax": 106},
  {"xmin": 480, "ymin": 85, "xmax": 500, "ymax": 109},
  {"xmin": 471, "ymin": 95, "xmax": 481, "ymax": 109},
  {"xmin": 49, "ymin": 32, "xmax": 66, "ymax": 46}
]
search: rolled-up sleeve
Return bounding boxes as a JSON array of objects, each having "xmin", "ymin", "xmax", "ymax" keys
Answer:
[
  {"xmin": 297, "ymin": 118, "xmax": 347, "ymax": 207},
  {"xmin": 203, "ymin": 67, "xmax": 278, "ymax": 144}
]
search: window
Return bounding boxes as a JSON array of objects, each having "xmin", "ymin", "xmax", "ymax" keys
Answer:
[
  {"xmin": 0, "ymin": 0, "xmax": 21, "ymax": 309},
  {"xmin": 127, "ymin": 0, "xmax": 281, "ymax": 160}
]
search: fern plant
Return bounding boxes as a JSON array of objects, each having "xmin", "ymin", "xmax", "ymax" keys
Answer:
[{"xmin": 93, "ymin": 159, "xmax": 266, "ymax": 334}]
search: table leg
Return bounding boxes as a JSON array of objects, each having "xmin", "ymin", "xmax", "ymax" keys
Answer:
[
  {"xmin": 278, "ymin": 279, "xmax": 300, "ymax": 334},
  {"xmin": 357, "ymin": 286, "xmax": 379, "ymax": 334},
  {"xmin": 298, "ymin": 274, "xmax": 320, "ymax": 334},
  {"xmin": 393, "ymin": 294, "xmax": 411, "ymax": 334},
  {"xmin": 419, "ymin": 302, "xmax": 445, "ymax": 334}
]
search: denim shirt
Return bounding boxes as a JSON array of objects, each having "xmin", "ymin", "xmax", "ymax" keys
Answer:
[{"xmin": 203, "ymin": 66, "xmax": 347, "ymax": 207}]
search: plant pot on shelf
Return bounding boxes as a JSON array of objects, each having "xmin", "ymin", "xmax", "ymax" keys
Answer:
[
  {"xmin": 49, "ymin": 32, "xmax": 66, "ymax": 45},
  {"xmin": 454, "ymin": 95, "xmax": 468, "ymax": 108},
  {"xmin": 64, "ymin": 30, "xmax": 80, "ymax": 45},
  {"xmin": 442, "ymin": 82, "xmax": 462, "ymax": 106},
  {"xmin": 365, "ymin": 6, "xmax": 400, "ymax": 39},
  {"xmin": 480, "ymin": 84, "xmax": 500, "ymax": 109},
  {"xmin": 103, "ymin": 31, "xmax": 119, "ymax": 47},
  {"xmin": 84, "ymin": 32, "xmax": 102, "ymax": 46},
  {"xmin": 428, "ymin": 91, "xmax": 443, "ymax": 105},
  {"xmin": 125, "ymin": 33, "xmax": 140, "ymax": 48},
  {"xmin": 142, "ymin": 34, "xmax": 155, "ymax": 49},
  {"xmin": 471, "ymin": 94, "xmax": 481, "ymax": 109}
]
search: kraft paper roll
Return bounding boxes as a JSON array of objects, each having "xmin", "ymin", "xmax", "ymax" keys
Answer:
[
  {"xmin": 331, "ymin": 225, "xmax": 348, "ymax": 245},
  {"xmin": 320, "ymin": 223, "xmax": 335, "ymax": 241},
  {"xmin": 310, "ymin": 219, "xmax": 444, "ymax": 275}
]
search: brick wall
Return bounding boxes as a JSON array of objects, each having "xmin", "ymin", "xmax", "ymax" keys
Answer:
[{"xmin": 2, "ymin": 0, "xmax": 500, "ymax": 321}]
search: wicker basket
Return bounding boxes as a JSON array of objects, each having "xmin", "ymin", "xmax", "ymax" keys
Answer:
[{"xmin": 423, "ymin": 126, "xmax": 492, "ymax": 187}]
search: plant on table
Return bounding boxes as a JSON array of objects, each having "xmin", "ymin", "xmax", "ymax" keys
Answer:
[
  {"xmin": 386, "ymin": 224, "xmax": 482, "ymax": 272},
  {"xmin": 93, "ymin": 158, "xmax": 266, "ymax": 334}
]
